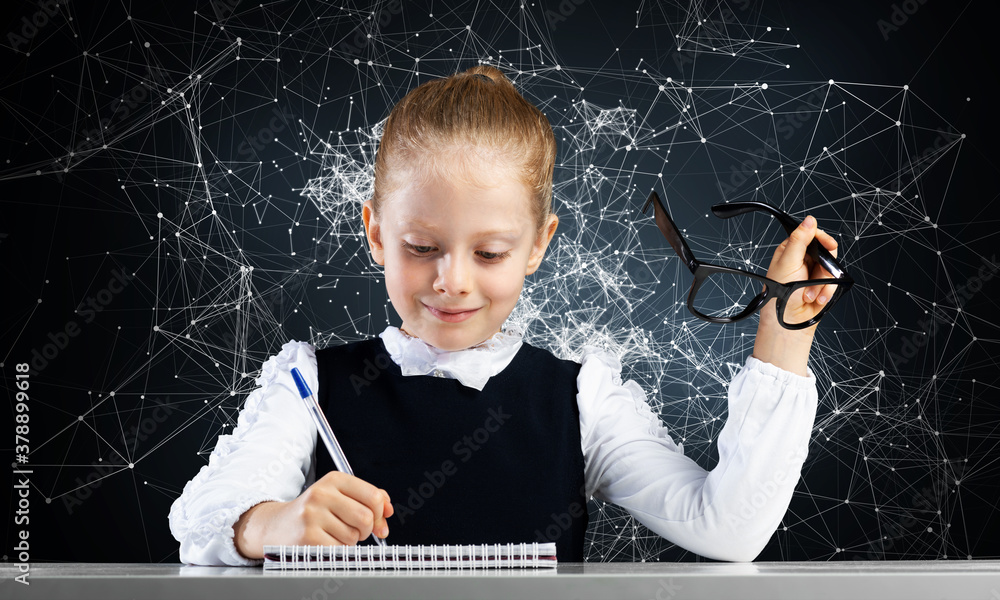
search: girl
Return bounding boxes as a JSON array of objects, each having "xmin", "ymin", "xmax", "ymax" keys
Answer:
[{"xmin": 168, "ymin": 65, "xmax": 837, "ymax": 565}]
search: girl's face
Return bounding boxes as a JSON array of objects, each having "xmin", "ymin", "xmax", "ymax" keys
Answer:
[{"xmin": 362, "ymin": 166, "xmax": 558, "ymax": 351}]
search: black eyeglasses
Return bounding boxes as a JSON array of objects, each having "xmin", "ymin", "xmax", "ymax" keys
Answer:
[{"xmin": 641, "ymin": 190, "xmax": 854, "ymax": 330}]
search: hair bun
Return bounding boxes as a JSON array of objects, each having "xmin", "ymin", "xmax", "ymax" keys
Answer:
[{"xmin": 463, "ymin": 65, "xmax": 511, "ymax": 87}]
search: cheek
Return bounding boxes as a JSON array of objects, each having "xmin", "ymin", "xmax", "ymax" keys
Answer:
[
  {"xmin": 480, "ymin": 264, "xmax": 525, "ymax": 300},
  {"xmin": 390, "ymin": 256, "xmax": 420, "ymax": 279},
  {"xmin": 381, "ymin": 250, "xmax": 422, "ymax": 299}
]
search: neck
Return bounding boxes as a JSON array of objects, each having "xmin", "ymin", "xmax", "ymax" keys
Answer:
[{"xmin": 398, "ymin": 326, "xmax": 505, "ymax": 349}]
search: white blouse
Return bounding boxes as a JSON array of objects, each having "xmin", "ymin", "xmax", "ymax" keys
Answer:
[{"xmin": 168, "ymin": 325, "xmax": 818, "ymax": 566}]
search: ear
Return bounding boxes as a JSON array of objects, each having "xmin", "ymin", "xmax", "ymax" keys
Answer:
[
  {"xmin": 525, "ymin": 213, "xmax": 559, "ymax": 276},
  {"xmin": 362, "ymin": 198, "xmax": 386, "ymax": 266}
]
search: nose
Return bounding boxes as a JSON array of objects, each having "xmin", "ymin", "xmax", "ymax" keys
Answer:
[{"xmin": 433, "ymin": 252, "xmax": 472, "ymax": 297}]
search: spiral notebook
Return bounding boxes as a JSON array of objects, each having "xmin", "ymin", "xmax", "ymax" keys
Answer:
[{"xmin": 262, "ymin": 542, "xmax": 558, "ymax": 570}]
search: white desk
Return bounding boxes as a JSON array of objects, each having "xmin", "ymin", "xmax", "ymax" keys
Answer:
[{"xmin": 3, "ymin": 561, "xmax": 999, "ymax": 600}]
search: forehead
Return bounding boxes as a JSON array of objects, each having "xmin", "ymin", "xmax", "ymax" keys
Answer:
[
  {"xmin": 391, "ymin": 176, "xmax": 531, "ymax": 225},
  {"xmin": 409, "ymin": 145, "xmax": 517, "ymax": 189},
  {"xmin": 383, "ymin": 157, "xmax": 534, "ymax": 227}
]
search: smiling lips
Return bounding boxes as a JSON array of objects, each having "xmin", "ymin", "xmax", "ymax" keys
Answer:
[{"xmin": 424, "ymin": 303, "xmax": 481, "ymax": 322}]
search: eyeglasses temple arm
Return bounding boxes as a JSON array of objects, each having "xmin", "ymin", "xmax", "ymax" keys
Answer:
[
  {"xmin": 643, "ymin": 191, "xmax": 700, "ymax": 273},
  {"xmin": 711, "ymin": 201, "xmax": 848, "ymax": 279}
]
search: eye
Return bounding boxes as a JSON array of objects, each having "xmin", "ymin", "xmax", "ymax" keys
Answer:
[
  {"xmin": 402, "ymin": 242, "xmax": 435, "ymax": 255},
  {"xmin": 477, "ymin": 250, "xmax": 512, "ymax": 263}
]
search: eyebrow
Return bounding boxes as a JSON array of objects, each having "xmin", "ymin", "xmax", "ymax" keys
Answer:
[{"xmin": 403, "ymin": 221, "xmax": 522, "ymax": 240}]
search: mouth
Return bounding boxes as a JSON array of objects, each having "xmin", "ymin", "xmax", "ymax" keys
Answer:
[{"xmin": 423, "ymin": 303, "xmax": 481, "ymax": 323}]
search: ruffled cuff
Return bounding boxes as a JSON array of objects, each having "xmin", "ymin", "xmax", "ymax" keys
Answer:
[
  {"xmin": 172, "ymin": 492, "xmax": 283, "ymax": 566},
  {"xmin": 744, "ymin": 355, "xmax": 816, "ymax": 390},
  {"xmin": 168, "ymin": 340, "xmax": 316, "ymax": 566}
]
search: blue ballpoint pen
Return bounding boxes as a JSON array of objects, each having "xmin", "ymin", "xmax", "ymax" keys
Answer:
[{"xmin": 290, "ymin": 367, "xmax": 387, "ymax": 548}]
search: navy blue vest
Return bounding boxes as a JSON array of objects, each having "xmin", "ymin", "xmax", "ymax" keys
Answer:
[{"xmin": 315, "ymin": 337, "xmax": 588, "ymax": 562}]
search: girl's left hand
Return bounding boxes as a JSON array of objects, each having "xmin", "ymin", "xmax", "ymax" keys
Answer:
[
  {"xmin": 752, "ymin": 215, "xmax": 839, "ymax": 376},
  {"xmin": 763, "ymin": 215, "xmax": 840, "ymax": 326}
]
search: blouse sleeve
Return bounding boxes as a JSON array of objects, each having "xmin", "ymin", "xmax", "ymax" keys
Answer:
[
  {"xmin": 577, "ymin": 346, "xmax": 818, "ymax": 562},
  {"xmin": 167, "ymin": 340, "xmax": 319, "ymax": 566}
]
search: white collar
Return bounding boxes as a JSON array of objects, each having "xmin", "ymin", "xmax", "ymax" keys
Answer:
[{"xmin": 377, "ymin": 324, "xmax": 524, "ymax": 391}]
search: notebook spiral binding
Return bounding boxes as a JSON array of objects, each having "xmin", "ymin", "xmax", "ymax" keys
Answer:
[{"xmin": 262, "ymin": 542, "xmax": 558, "ymax": 570}]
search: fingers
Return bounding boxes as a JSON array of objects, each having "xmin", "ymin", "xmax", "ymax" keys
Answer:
[
  {"xmin": 311, "ymin": 472, "xmax": 392, "ymax": 544},
  {"xmin": 776, "ymin": 216, "xmax": 839, "ymax": 268},
  {"xmin": 337, "ymin": 474, "xmax": 393, "ymax": 541},
  {"xmin": 819, "ymin": 283, "xmax": 839, "ymax": 305},
  {"xmin": 768, "ymin": 215, "xmax": 843, "ymax": 309},
  {"xmin": 770, "ymin": 215, "xmax": 818, "ymax": 281},
  {"xmin": 807, "ymin": 257, "xmax": 840, "ymax": 304},
  {"xmin": 813, "ymin": 227, "xmax": 839, "ymax": 258},
  {"xmin": 320, "ymin": 489, "xmax": 380, "ymax": 544},
  {"xmin": 373, "ymin": 489, "xmax": 392, "ymax": 538},
  {"xmin": 382, "ymin": 492, "xmax": 395, "ymax": 518},
  {"xmin": 803, "ymin": 280, "xmax": 838, "ymax": 304},
  {"xmin": 807, "ymin": 228, "xmax": 841, "ymax": 304}
]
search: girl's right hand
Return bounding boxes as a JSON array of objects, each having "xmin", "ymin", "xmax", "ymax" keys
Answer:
[{"xmin": 234, "ymin": 471, "xmax": 393, "ymax": 559}]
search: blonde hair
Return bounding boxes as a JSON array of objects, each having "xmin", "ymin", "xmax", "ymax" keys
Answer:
[{"xmin": 371, "ymin": 65, "xmax": 557, "ymax": 236}]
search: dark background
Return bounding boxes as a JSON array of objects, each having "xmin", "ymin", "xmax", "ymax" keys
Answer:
[{"xmin": 1, "ymin": 0, "xmax": 997, "ymax": 563}]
